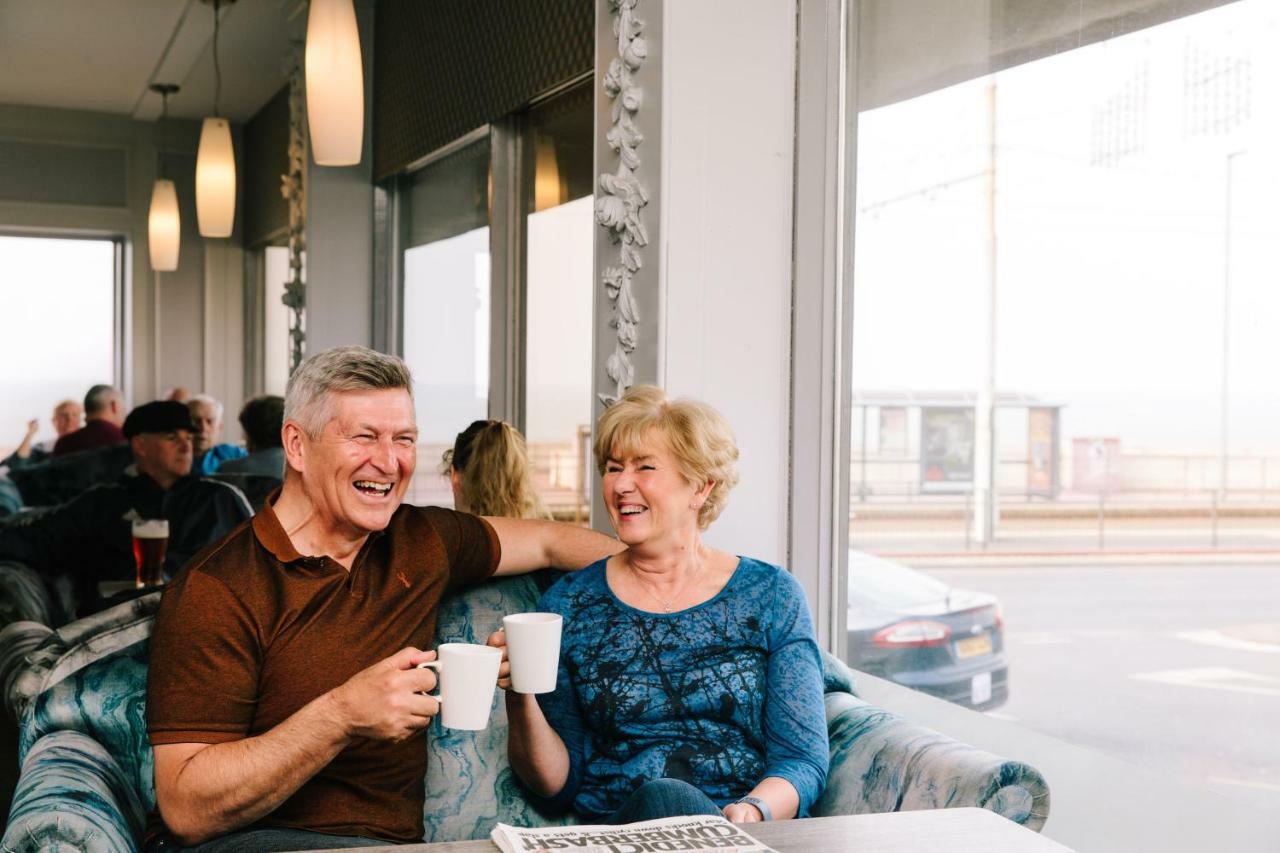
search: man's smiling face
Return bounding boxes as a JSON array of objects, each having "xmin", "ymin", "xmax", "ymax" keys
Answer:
[{"xmin": 296, "ymin": 388, "xmax": 418, "ymax": 537}]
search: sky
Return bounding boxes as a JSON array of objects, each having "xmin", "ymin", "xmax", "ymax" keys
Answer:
[
  {"xmin": 852, "ymin": 0, "xmax": 1280, "ymax": 454},
  {"xmin": 0, "ymin": 235, "xmax": 115, "ymax": 452}
]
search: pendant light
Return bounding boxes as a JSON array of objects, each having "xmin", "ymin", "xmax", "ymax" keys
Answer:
[
  {"xmin": 196, "ymin": 0, "xmax": 236, "ymax": 237},
  {"xmin": 148, "ymin": 84, "xmax": 181, "ymax": 271},
  {"xmin": 306, "ymin": 0, "xmax": 364, "ymax": 166}
]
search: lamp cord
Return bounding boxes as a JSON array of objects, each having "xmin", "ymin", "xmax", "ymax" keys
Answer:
[
  {"xmin": 212, "ymin": 0, "xmax": 222, "ymax": 118},
  {"xmin": 158, "ymin": 92, "xmax": 168, "ymax": 180}
]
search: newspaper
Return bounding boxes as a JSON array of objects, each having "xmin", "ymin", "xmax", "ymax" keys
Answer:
[{"xmin": 490, "ymin": 814, "xmax": 777, "ymax": 853}]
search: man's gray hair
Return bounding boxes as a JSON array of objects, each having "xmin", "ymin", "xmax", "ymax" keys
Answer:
[
  {"xmin": 83, "ymin": 384, "xmax": 119, "ymax": 415},
  {"xmin": 284, "ymin": 346, "xmax": 414, "ymax": 437},
  {"xmin": 188, "ymin": 394, "xmax": 224, "ymax": 421}
]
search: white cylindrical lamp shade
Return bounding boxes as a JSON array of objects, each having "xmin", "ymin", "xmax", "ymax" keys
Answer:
[
  {"xmin": 306, "ymin": 0, "xmax": 364, "ymax": 166},
  {"xmin": 196, "ymin": 117, "xmax": 236, "ymax": 237},
  {"xmin": 148, "ymin": 179, "xmax": 181, "ymax": 271}
]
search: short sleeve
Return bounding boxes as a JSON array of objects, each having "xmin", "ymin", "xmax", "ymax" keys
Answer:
[
  {"xmin": 428, "ymin": 508, "xmax": 501, "ymax": 593},
  {"xmin": 147, "ymin": 569, "xmax": 262, "ymax": 745}
]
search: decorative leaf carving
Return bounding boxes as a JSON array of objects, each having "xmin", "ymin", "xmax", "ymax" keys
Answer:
[
  {"xmin": 279, "ymin": 44, "xmax": 308, "ymax": 375},
  {"xmin": 598, "ymin": 0, "xmax": 648, "ymax": 409}
]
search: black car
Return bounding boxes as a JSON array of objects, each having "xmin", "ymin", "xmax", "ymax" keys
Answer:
[{"xmin": 846, "ymin": 550, "xmax": 1008, "ymax": 710}]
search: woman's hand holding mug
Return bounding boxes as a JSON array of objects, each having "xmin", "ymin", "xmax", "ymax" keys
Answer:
[{"xmin": 486, "ymin": 628, "xmax": 512, "ymax": 690}]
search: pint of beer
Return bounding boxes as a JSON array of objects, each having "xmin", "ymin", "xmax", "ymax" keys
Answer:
[{"xmin": 132, "ymin": 518, "xmax": 169, "ymax": 588}]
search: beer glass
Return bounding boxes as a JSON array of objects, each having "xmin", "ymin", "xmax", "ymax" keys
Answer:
[{"xmin": 132, "ymin": 518, "xmax": 169, "ymax": 588}]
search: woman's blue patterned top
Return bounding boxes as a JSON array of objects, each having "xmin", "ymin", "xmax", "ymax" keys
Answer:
[{"xmin": 536, "ymin": 556, "xmax": 828, "ymax": 819}]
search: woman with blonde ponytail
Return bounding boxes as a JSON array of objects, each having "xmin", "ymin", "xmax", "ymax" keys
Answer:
[{"xmin": 442, "ymin": 420, "xmax": 550, "ymax": 520}]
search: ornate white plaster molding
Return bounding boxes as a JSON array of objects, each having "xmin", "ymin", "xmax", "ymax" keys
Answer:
[
  {"xmin": 280, "ymin": 44, "xmax": 308, "ymax": 374},
  {"xmin": 596, "ymin": 0, "xmax": 649, "ymax": 407}
]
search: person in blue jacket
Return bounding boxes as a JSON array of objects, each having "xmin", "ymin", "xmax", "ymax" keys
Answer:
[{"xmin": 492, "ymin": 385, "xmax": 828, "ymax": 826}]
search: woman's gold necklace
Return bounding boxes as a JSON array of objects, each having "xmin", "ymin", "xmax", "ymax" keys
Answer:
[{"xmin": 629, "ymin": 556, "xmax": 702, "ymax": 613}]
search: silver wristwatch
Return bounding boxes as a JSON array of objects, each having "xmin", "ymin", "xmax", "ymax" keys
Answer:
[{"xmin": 734, "ymin": 795, "xmax": 772, "ymax": 822}]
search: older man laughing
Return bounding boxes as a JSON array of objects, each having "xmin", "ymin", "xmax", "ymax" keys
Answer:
[{"xmin": 146, "ymin": 346, "xmax": 623, "ymax": 852}]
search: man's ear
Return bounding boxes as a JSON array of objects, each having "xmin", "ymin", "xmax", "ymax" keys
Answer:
[{"xmin": 281, "ymin": 421, "xmax": 307, "ymax": 475}]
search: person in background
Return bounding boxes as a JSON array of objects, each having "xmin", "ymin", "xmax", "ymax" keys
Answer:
[
  {"xmin": 166, "ymin": 387, "xmax": 191, "ymax": 403},
  {"xmin": 188, "ymin": 395, "xmax": 248, "ymax": 475},
  {"xmin": 3, "ymin": 399, "xmax": 83, "ymax": 470},
  {"xmin": 0, "ymin": 401, "xmax": 251, "ymax": 614},
  {"xmin": 216, "ymin": 396, "xmax": 285, "ymax": 478},
  {"xmin": 53, "ymin": 385, "xmax": 125, "ymax": 456},
  {"xmin": 492, "ymin": 385, "xmax": 828, "ymax": 826},
  {"xmin": 442, "ymin": 419, "xmax": 550, "ymax": 519}
]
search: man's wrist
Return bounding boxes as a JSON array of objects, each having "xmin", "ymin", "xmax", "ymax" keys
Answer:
[{"xmin": 735, "ymin": 796, "xmax": 772, "ymax": 822}]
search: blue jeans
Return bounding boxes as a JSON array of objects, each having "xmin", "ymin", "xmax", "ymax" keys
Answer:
[
  {"xmin": 605, "ymin": 779, "xmax": 724, "ymax": 824},
  {"xmin": 157, "ymin": 828, "xmax": 387, "ymax": 851}
]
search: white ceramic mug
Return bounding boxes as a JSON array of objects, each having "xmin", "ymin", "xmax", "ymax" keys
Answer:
[
  {"xmin": 417, "ymin": 642, "xmax": 503, "ymax": 730},
  {"xmin": 502, "ymin": 612, "xmax": 563, "ymax": 694}
]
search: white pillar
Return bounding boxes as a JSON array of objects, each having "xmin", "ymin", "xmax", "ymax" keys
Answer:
[{"xmin": 591, "ymin": 0, "xmax": 799, "ymax": 566}]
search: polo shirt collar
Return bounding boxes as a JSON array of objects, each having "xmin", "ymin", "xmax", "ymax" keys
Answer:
[
  {"xmin": 252, "ymin": 488, "xmax": 304, "ymax": 563},
  {"xmin": 251, "ymin": 488, "xmax": 389, "ymax": 565}
]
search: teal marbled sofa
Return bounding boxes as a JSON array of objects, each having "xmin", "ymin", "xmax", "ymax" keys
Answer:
[{"xmin": 2, "ymin": 573, "xmax": 1050, "ymax": 851}]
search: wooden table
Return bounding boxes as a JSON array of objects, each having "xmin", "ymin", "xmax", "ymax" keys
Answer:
[{"xmin": 346, "ymin": 809, "xmax": 1073, "ymax": 852}]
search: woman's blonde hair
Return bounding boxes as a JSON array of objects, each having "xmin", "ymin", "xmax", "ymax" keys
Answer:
[
  {"xmin": 594, "ymin": 385, "xmax": 740, "ymax": 530},
  {"xmin": 442, "ymin": 420, "xmax": 549, "ymax": 519}
]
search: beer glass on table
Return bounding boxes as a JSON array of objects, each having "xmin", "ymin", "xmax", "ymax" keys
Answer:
[{"xmin": 132, "ymin": 518, "xmax": 169, "ymax": 588}]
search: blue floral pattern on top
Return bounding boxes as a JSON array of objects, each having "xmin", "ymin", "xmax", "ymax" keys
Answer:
[{"xmin": 537, "ymin": 557, "xmax": 829, "ymax": 819}]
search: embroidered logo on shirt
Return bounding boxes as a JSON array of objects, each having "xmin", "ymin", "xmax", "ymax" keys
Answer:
[{"xmin": 396, "ymin": 570, "xmax": 412, "ymax": 589}]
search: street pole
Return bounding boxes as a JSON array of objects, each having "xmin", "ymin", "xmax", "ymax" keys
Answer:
[
  {"xmin": 973, "ymin": 78, "xmax": 998, "ymax": 546},
  {"xmin": 1220, "ymin": 150, "xmax": 1244, "ymax": 521}
]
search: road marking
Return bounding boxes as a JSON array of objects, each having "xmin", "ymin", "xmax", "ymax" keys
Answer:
[
  {"xmin": 1175, "ymin": 629, "xmax": 1280, "ymax": 655},
  {"xmin": 984, "ymin": 711, "xmax": 1019, "ymax": 722},
  {"xmin": 1007, "ymin": 631, "xmax": 1073, "ymax": 645},
  {"xmin": 1131, "ymin": 667, "xmax": 1280, "ymax": 697},
  {"xmin": 1207, "ymin": 776, "xmax": 1280, "ymax": 793}
]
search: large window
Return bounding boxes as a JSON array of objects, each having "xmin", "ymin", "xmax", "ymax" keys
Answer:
[
  {"xmin": 391, "ymin": 83, "xmax": 595, "ymax": 516},
  {"xmin": 523, "ymin": 84, "xmax": 595, "ymax": 522},
  {"xmin": 847, "ymin": 0, "xmax": 1278, "ymax": 814},
  {"xmin": 399, "ymin": 141, "xmax": 492, "ymax": 506},
  {"xmin": 0, "ymin": 234, "xmax": 117, "ymax": 455}
]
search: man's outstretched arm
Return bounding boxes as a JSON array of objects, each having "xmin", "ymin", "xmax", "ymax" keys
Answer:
[
  {"xmin": 484, "ymin": 516, "xmax": 622, "ymax": 576},
  {"xmin": 154, "ymin": 647, "xmax": 438, "ymax": 846}
]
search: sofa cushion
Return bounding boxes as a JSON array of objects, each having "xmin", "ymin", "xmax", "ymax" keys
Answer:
[{"xmin": 423, "ymin": 570, "xmax": 578, "ymax": 842}]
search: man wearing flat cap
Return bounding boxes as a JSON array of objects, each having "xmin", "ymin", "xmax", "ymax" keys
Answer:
[{"xmin": 0, "ymin": 400, "xmax": 252, "ymax": 617}]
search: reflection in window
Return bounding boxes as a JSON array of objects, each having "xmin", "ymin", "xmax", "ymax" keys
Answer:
[
  {"xmin": 847, "ymin": 0, "xmax": 1280, "ymax": 812},
  {"xmin": 524, "ymin": 84, "xmax": 595, "ymax": 523},
  {"xmin": 0, "ymin": 235, "xmax": 115, "ymax": 455},
  {"xmin": 263, "ymin": 245, "xmax": 302, "ymax": 397},
  {"xmin": 401, "ymin": 141, "xmax": 491, "ymax": 507}
]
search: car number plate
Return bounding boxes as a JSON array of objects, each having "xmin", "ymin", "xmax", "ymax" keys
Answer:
[
  {"xmin": 955, "ymin": 633, "xmax": 992, "ymax": 659},
  {"xmin": 971, "ymin": 671, "xmax": 992, "ymax": 705}
]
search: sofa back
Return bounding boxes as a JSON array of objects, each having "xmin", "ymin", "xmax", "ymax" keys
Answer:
[
  {"xmin": 15, "ymin": 570, "xmax": 864, "ymax": 845},
  {"xmin": 14, "ymin": 573, "xmax": 580, "ymax": 844}
]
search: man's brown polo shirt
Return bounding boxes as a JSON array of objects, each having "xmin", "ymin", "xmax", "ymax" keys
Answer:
[{"xmin": 147, "ymin": 495, "xmax": 500, "ymax": 842}]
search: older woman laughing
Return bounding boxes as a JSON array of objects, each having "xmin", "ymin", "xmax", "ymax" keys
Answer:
[{"xmin": 490, "ymin": 385, "xmax": 827, "ymax": 825}]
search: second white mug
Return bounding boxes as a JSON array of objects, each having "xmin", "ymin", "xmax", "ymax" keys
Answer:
[
  {"xmin": 502, "ymin": 612, "xmax": 563, "ymax": 694},
  {"xmin": 417, "ymin": 642, "xmax": 502, "ymax": 730}
]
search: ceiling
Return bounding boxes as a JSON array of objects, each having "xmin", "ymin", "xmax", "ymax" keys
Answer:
[{"xmin": 0, "ymin": 0, "xmax": 307, "ymax": 123}]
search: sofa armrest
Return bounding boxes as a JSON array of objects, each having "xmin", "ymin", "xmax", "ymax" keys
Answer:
[
  {"xmin": 815, "ymin": 691, "xmax": 1050, "ymax": 831},
  {"xmin": 0, "ymin": 619, "xmax": 54, "ymax": 721},
  {"xmin": 1, "ymin": 730, "xmax": 146, "ymax": 852},
  {"xmin": 0, "ymin": 559, "xmax": 54, "ymax": 627}
]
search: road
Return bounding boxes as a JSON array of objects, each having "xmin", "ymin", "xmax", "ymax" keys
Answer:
[{"xmin": 920, "ymin": 562, "xmax": 1280, "ymax": 811}]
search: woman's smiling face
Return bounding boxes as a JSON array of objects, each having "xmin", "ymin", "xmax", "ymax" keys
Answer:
[{"xmin": 602, "ymin": 429, "xmax": 706, "ymax": 548}]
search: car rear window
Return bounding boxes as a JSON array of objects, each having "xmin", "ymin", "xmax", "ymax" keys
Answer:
[{"xmin": 848, "ymin": 553, "xmax": 951, "ymax": 609}]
